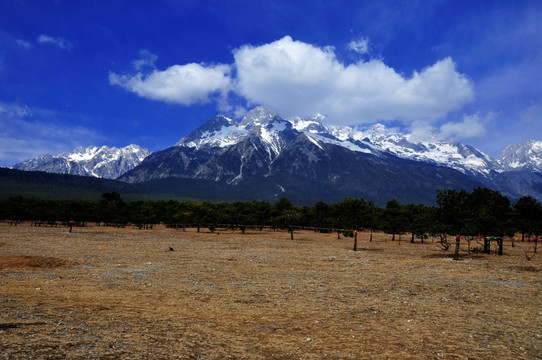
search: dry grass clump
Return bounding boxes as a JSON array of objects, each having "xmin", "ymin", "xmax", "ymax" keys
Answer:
[{"xmin": 0, "ymin": 223, "xmax": 540, "ymax": 359}]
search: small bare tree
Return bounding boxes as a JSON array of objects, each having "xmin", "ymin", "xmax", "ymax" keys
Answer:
[
  {"xmin": 522, "ymin": 246, "xmax": 536, "ymax": 261},
  {"xmin": 439, "ymin": 234, "xmax": 451, "ymax": 251}
]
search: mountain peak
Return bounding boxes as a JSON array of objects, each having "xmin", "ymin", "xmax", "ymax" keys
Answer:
[
  {"xmin": 240, "ymin": 105, "xmax": 278, "ymax": 128},
  {"xmin": 177, "ymin": 114, "xmax": 244, "ymax": 149},
  {"xmin": 499, "ymin": 139, "xmax": 542, "ymax": 172}
]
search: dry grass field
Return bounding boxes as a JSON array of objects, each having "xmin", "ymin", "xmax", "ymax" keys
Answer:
[{"xmin": 0, "ymin": 222, "xmax": 541, "ymax": 359}]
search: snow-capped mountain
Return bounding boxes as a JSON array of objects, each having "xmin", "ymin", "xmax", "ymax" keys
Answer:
[
  {"xmin": 498, "ymin": 140, "xmax": 542, "ymax": 172},
  {"xmin": 290, "ymin": 117, "xmax": 500, "ymax": 177},
  {"xmin": 14, "ymin": 145, "xmax": 150, "ymax": 179},
  {"xmin": 153, "ymin": 106, "xmax": 502, "ymax": 176},
  {"xmin": 173, "ymin": 105, "xmax": 500, "ymax": 178},
  {"xmin": 119, "ymin": 107, "xmax": 489, "ymax": 205},
  {"xmin": 12, "ymin": 106, "xmax": 542, "ymax": 204},
  {"xmin": 176, "ymin": 107, "xmax": 381, "ymax": 157},
  {"xmin": 125, "ymin": 107, "xmax": 380, "ymax": 184}
]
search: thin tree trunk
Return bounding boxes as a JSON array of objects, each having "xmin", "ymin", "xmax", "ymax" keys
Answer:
[
  {"xmin": 483, "ymin": 237, "xmax": 490, "ymax": 254},
  {"xmin": 353, "ymin": 231, "xmax": 358, "ymax": 251},
  {"xmin": 453, "ymin": 235, "xmax": 461, "ymax": 260}
]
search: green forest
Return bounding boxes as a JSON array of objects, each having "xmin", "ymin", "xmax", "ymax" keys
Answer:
[{"xmin": 2, "ymin": 187, "xmax": 542, "ymax": 249}]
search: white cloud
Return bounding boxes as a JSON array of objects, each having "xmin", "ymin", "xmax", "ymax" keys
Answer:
[
  {"xmin": 109, "ymin": 62, "xmax": 232, "ymax": 106},
  {"xmin": 440, "ymin": 113, "xmax": 487, "ymax": 139},
  {"xmin": 0, "ymin": 102, "xmax": 32, "ymax": 117},
  {"xmin": 16, "ymin": 39, "xmax": 31, "ymax": 49},
  {"xmin": 348, "ymin": 36, "xmax": 370, "ymax": 55},
  {"xmin": 233, "ymin": 36, "xmax": 474, "ymax": 125},
  {"xmin": 37, "ymin": 34, "xmax": 72, "ymax": 49},
  {"xmin": 110, "ymin": 36, "xmax": 474, "ymax": 127},
  {"xmin": 233, "ymin": 36, "xmax": 340, "ymax": 116},
  {"xmin": 132, "ymin": 49, "xmax": 158, "ymax": 71},
  {"xmin": 407, "ymin": 120, "xmax": 443, "ymax": 142}
]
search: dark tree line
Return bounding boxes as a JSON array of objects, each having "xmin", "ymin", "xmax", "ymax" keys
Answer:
[{"xmin": 1, "ymin": 188, "xmax": 541, "ymax": 256}]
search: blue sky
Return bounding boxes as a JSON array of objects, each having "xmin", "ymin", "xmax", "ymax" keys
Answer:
[{"xmin": 1, "ymin": 0, "xmax": 541, "ymax": 166}]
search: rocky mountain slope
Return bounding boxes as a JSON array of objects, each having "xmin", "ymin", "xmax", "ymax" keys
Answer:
[{"xmin": 498, "ymin": 140, "xmax": 542, "ymax": 172}]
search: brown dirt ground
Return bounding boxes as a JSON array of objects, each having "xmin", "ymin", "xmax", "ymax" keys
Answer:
[{"xmin": 0, "ymin": 222, "xmax": 540, "ymax": 359}]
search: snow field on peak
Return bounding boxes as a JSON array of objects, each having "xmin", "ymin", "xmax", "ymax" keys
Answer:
[{"xmin": 184, "ymin": 126, "xmax": 248, "ymax": 149}]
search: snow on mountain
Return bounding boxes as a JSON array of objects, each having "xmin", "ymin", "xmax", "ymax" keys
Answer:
[
  {"xmin": 175, "ymin": 115, "xmax": 247, "ymax": 149},
  {"xmin": 177, "ymin": 107, "xmax": 378, "ymax": 157},
  {"xmin": 176, "ymin": 107, "xmax": 294, "ymax": 158},
  {"xmin": 239, "ymin": 105, "xmax": 277, "ymax": 129},
  {"xmin": 14, "ymin": 144, "xmax": 150, "ymax": 179},
  {"xmin": 290, "ymin": 116, "xmax": 499, "ymax": 177},
  {"xmin": 498, "ymin": 139, "xmax": 542, "ymax": 172},
  {"xmin": 175, "ymin": 106, "xmax": 500, "ymax": 177},
  {"xmin": 350, "ymin": 123, "xmax": 499, "ymax": 176}
]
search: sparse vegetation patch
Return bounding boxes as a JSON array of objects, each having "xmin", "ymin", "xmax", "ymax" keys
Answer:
[{"xmin": 0, "ymin": 223, "xmax": 540, "ymax": 359}]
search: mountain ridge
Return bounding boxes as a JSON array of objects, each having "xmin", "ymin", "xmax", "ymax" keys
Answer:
[
  {"xmin": 14, "ymin": 144, "xmax": 150, "ymax": 179},
  {"xmin": 11, "ymin": 106, "xmax": 542, "ymax": 204},
  {"xmin": 117, "ymin": 107, "xmax": 493, "ymax": 205}
]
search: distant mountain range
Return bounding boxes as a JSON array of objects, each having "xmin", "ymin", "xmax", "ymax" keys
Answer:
[
  {"xmin": 8, "ymin": 106, "xmax": 542, "ymax": 205},
  {"xmin": 14, "ymin": 145, "xmax": 149, "ymax": 179}
]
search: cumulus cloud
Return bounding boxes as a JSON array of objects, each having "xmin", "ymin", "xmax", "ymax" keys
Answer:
[
  {"xmin": 233, "ymin": 36, "xmax": 474, "ymax": 125},
  {"xmin": 233, "ymin": 36, "xmax": 340, "ymax": 116},
  {"xmin": 440, "ymin": 113, "xmax": 487, "ymax": 139},
  {"xmin": 109, "ymin": 60, "xmax": 231, "ymax": 106},
  {"xmin": 348, "ymin": 36, "xmax": 370, "ymax": 55},
  {"xmin": 37, "ymin": 34, "xmax": 72, "ymax": 49},
  {"xmin": 111, "ymin": 36, "xmax": 474, "ymax": 127}
]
